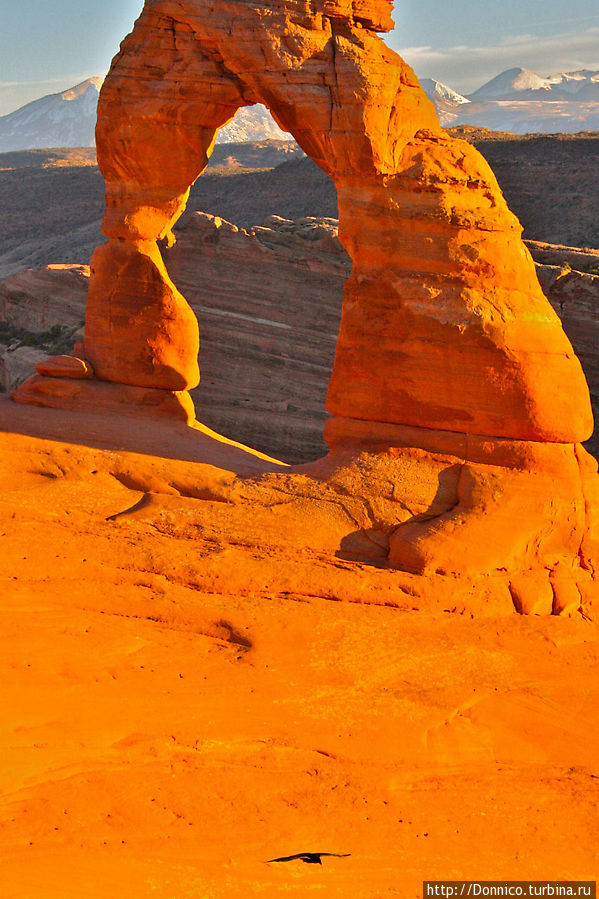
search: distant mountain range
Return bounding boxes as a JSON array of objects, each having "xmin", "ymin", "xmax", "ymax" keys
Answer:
[
  {"xmin": 0, "ymin": 78, "xmax": 289, "ymax": 153},
  {"xmin": 1, "ymin": 66, "xmax": 599, "ymax": 152},
  {"xmin": 0, "ymin": 79, "xmax": 103, "ymax": 152},
  {"xmin": 469, "ymin": 67, "xmax": 599, "ymax": 101},
  {"xmin": 422, "ymin": 67, "xmax": 599, "ymax": 133}
]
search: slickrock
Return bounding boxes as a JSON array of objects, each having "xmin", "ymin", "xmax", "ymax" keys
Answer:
[
  {"xmin": 1, "ymin": 404, "xmax": 599, "ymax": 896},
  {"xmin": 12, "ymin": 0, "xmax": 599, "ymax": 596},
  {"xmin": 13, "ymin": 375, "xmax": 195, "ymax": 423},
  {"xmin": 1, "ymin": 217, "xmax": 350, "ymax": 460},
  {"xmin": 6, "ymin": 233, "xmax": 599, "ymax": 471}
]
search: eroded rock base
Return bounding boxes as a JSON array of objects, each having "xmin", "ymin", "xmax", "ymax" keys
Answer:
[
  {"xmin": 325, "ymin": 415, "xmax": 599, "ymax": 616},
  {"xmin": 3, "ymin": 398, "xmax": 597, "ymax": 619},
  {"xmin": 12, "ymin": 373, "xmax": 195, "ymax": 424}
]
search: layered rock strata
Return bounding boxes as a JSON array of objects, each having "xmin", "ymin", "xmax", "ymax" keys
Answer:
[
  {"xmin": 166, "ymin": 212, "xmax": 349, "ymax": 460},
  {"xmin": 0, "ymin": 264, "xmax": 88, "ymax": 332},
  {"xmin": 12, "ymin": 0, "xmax": 599, "ymax": 607},
  {"xmin": 6, "ymin": 234, "xmax": 599, "ymax": 466}
]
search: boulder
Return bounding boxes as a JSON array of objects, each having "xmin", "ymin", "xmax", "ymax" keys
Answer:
[{"xmin": 35, "ymin": 355, "xmax": 94, "ymax": 379}]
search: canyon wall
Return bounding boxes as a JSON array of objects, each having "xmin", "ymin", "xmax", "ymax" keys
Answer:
[{"xmin": 4, "ymin": 228, "xmax": 599, "ymax": 466}]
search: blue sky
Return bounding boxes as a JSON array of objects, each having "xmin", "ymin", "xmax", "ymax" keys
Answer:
[{"xmin": 1, "ymin": 0, "xmax": 599, "ymax": 114}]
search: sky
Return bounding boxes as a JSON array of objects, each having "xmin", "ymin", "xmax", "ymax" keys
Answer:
[{"xmin": 1, "ymin": 0, "xmax": 599, "ymax": 114}]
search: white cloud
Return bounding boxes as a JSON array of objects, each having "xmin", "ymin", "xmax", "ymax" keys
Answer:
[{"xmin": 389, "ymin": 27, "xmax": 599, "ymax": 94}]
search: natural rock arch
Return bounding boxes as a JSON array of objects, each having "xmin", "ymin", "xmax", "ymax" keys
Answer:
[
  {"xmin": 14, "ymin": 0, "xmax": 599, "ymax": 605},
  {"xmin": 86, "ymin": 0, "xmax": 591, "ymax": 444}
]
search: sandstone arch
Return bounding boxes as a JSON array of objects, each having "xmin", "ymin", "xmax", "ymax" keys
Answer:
[
  {"xmin": 13, "ymin": 0, "xmax": 599, "ymax": 605},
  {"xmin": 86, "ymin": 1, "xmax": 592, "ymax": 443}
]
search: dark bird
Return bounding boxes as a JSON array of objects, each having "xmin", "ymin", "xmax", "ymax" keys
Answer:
[{"xmin": 266, "ymin": 852, "xmax": 351, "ymax": 865}]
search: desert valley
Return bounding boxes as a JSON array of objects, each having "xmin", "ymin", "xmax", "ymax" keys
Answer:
[{"xmin": 1, "ymin": 2, "xmax": 599, "ymax": 897}]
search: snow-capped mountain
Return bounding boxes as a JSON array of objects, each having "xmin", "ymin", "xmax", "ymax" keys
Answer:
[
  {"xmin": 0, "ymin": 79, "xmax": 103, "ymax": 152},
  {"xmin": 469, "ymin": 67, "xmax": 553, "ymax": 100},
  {"xmin": 420, "ymin": 78, "xmax": 470, "ymax": 105},
  {"xmin": 420, "ymin": 79, "xmax": 470, "ymax": 126},
  {"xmin": 0, "ymin": 78, "xmax": 289, "ymax": 153},
  {"xmin": 425, "ymin": 67, "xmax": 599, "ymax": 133},
  {"xmin": 470, "ymin": 67, "xmax": 599, "ymax": 101},
  {"xmin": 547, "ymin": 70, "xmax": 599, "ymax": 97},
  {"xmin": 215, "ymin": 106, "xmax": 289, "ymax": 143}
]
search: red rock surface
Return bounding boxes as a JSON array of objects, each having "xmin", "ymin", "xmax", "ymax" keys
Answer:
[
  {"xmin": 85, "ymin": 0, "xmax": 591, "ymax": 444},
  {"xmin": 13, "ymin": 375, "xmax": 196, "ymax": 423},
  {"xmin": 86, "ymin": 240, "xmax": 199, "ymax": 390},
  {"xmin": 1, "ymin": 222, "xmax": 351, "ymax": 460},
  {"xmin": 6, "ymin": 233, "xmax": 599, "ymax": 469},
  {"xmin": 1, "ymin": 399, "xmax": 599, "ymax": 896},
  {"xmin": 8, "ymin": 0, "xmax": 599, "ymax": 594}
]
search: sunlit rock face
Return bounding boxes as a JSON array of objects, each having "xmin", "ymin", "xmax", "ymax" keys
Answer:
[{"xmin": 13, "ymin": 0, "xmax": 599, "ymax": 607}]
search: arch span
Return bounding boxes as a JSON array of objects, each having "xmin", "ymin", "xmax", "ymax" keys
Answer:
[{"xmin": 85, "ymin": 0, "xmax": 591, "ymax": 444}]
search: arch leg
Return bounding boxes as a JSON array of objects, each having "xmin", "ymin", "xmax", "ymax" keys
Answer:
[{"xmin": 85, "ymin": 6, "xmax": 249, "ymax": 389}]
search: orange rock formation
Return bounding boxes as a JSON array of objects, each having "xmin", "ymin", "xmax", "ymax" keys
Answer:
[
  {"xmin": 4, "ymin": 5, "xmax": 599, "ymax": 889},
  {"xmin": 11, "ymin": 0, "xmax": 599, "ymax": 611}
]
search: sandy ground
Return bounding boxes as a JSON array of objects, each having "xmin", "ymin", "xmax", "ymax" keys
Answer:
[{"xmin": 0, "ymin": 397, "xmax": 597, "ymax": 897}]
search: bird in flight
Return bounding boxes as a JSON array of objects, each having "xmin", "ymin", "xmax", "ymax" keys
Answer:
[{"xmin": 266, "ymin": 852, "xmax": 351, "ymax": 865}]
